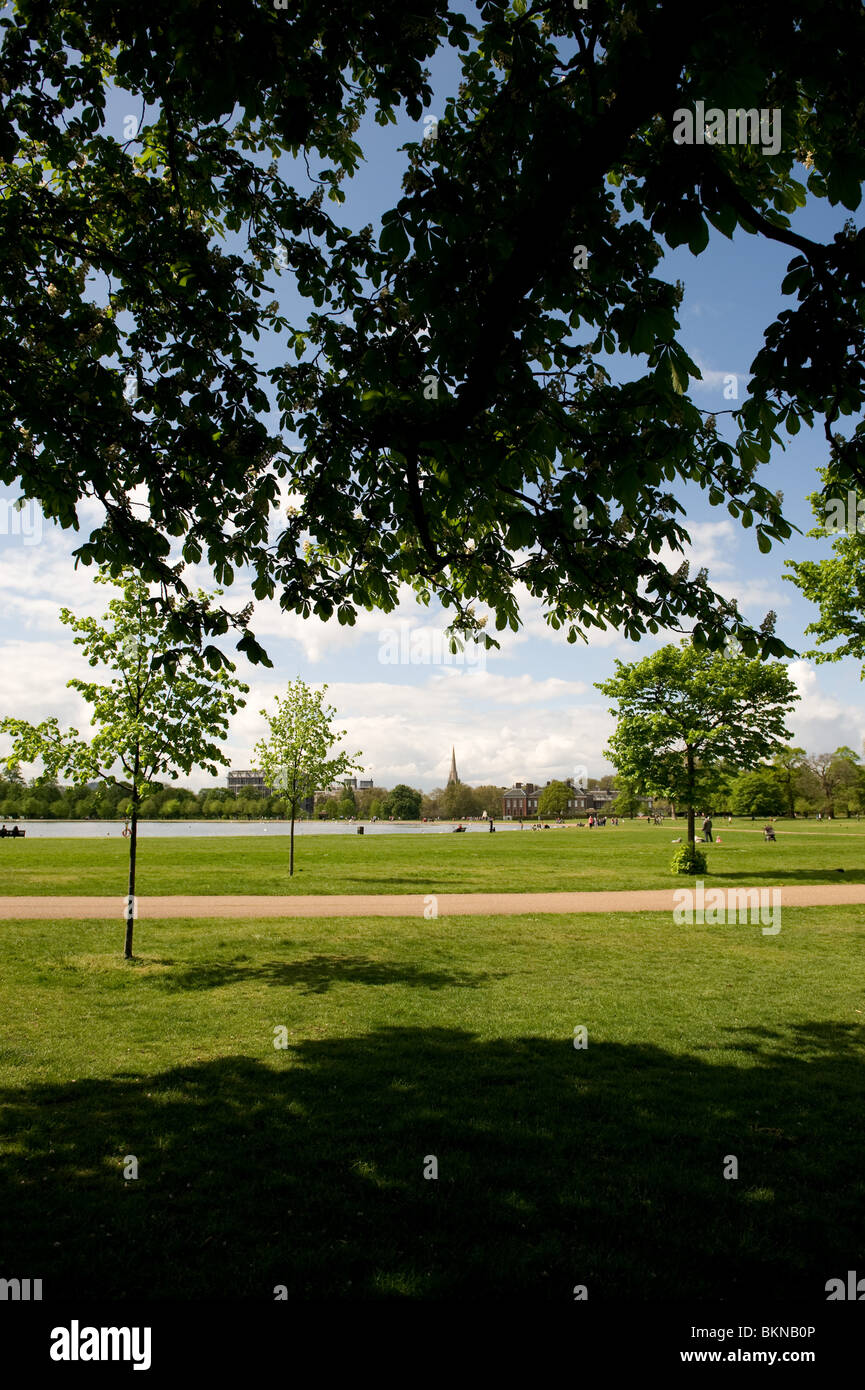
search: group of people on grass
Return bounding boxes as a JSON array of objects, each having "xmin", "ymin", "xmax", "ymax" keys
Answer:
[
  {"xmin": 700, "ymin": 814, "xmax": 775, "ymax": 843},
  {"xmin": 0, "ymin": 824, "xmax": 23, "ymax": 837}
]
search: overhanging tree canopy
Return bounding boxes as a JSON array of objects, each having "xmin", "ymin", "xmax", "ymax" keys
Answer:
[{"xmin": 3, "ymin": 0, "xmax": 865, "ymax": 659}]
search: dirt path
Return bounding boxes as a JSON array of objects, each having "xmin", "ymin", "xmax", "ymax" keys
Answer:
[{"xmin": 1, "ymin": 884, "xmax": 865, "ymax": 919}]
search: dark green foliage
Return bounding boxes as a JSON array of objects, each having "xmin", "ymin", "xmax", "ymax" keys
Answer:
[
  {"xmin": 670, "ymin": 841, "xmax": 708, "ymax": 874},
  {"xmin": 4, "ymin": 3, "xmax": 865, "ymax": 657},
  {"xmin": 381, "ymin": 783, "xmax": 423, "ymax": 819}
]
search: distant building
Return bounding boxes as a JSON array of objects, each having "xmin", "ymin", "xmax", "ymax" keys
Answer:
[
  {"xmin": 228, "ymin": 769, "xmax": 271, "ymax": 795},
  {"xmin": 228, "ymin": 769, "xmax": 313, "ymax": 814},
  {"xmin": 501, "ymin": 779, "xmax": 617, "ymax": 818},
  {"xmin": 318, "ymin": 777, "xmax": 371, "ymax": 795},
  {"xmin": 447, "ymin": 748, "xmax": 459, "ymax": 786}
]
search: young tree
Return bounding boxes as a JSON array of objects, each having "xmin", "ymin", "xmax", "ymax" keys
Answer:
[
  {"xmin": 255, "ymin": 680, "xmax": 361, "ymax": 875},
  {"xmin": 0, "ymin": 571, "xmax": 247, "ymax": 957},
  {"xmin": 596, "ymin": 641, "xmax": 799, "ymax": 846},
  {"xmin": 9, "ymin": 4, "xmax": 865, "ymax": 662}
]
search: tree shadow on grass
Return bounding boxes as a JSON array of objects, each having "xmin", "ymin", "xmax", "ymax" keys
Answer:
[
  {"xmin": 0, "ymin": 1023, "xmax": 863, "ymax": 1300},
  {"xmin": 707, "ymin": 868, "xmax": 865, "ymax": 884},
  {"xmin": 151, "ymin": 955, "xmax": 506, "ymax": 995}
]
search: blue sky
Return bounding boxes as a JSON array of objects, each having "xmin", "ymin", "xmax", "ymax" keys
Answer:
[{"xmin": 1, "ymin": 25, "xmax": 863, "ymax": 792}]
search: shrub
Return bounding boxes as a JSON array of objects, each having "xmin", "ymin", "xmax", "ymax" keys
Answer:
[{"xmin": 670, "ymin": 842, "xmax": 707, "ymax": 875}]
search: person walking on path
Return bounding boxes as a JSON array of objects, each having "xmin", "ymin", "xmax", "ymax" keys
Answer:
[{"xmin": 702, "ymin": 815, "xmax": 713, "ymax": 843}]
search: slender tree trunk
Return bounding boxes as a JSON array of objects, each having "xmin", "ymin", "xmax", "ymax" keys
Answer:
[
  {"xmin": 124, "ymin": 783, "xmax": 139, "ymax": 959},
  {"xmin": 686, "ymin": 745, "xmax": 696, "ymax": 845},
  {"xmin": 290, "ymin": 811, "xmax": 295, "ymax": 876}
]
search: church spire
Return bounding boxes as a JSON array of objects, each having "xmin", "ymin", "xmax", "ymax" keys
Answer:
[{"xmin": 447, "ymin": 747, "xmax": 459, "ymax": 786}]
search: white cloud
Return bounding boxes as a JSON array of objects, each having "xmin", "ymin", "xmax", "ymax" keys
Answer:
[
  {"xmin": 0, "ymin": 640, "xmax": 94, "ymax": 768},
  {"xmin": 786, "ymin": 661, "xmax": 865, "ymax": 754},
  {"xmin": 687, "ymin": 351, "xmax": 745, "ymax": 395},
  {"xmin": 225, "ymin": 671, "xmax": 614, "ymax": 790}
]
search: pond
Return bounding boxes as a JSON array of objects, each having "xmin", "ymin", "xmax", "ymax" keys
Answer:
[{"xmin": 1, "ymin": 819, "xmax": 531, "ymax": 838}]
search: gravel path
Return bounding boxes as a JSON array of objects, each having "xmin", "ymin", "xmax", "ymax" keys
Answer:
[{"xmin": 1, "ymin": 883, "xmax": 864, "ymax": 919}]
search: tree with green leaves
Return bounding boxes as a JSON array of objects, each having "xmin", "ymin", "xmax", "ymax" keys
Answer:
[
  {"xmin": 255, "ymin": 680, "xmax": 361, "ymax": 875},
  {"xmin": 356, "ymin": 784, "xmax": 388, "ymax": 820},
  {"xmin": 472, "ymin": 784, "xmax": 506, "ymax": 821},
  {"xmin": 767, "ymin": 744, "xmax": 807, "ymax": 818},
  {"xmin": 5, "ymin": 2, "xmax": 865, "ymax": 661},
  {"xmin": 728, "ymin": 769, "xmax": 787, "ymax": 818},
  {"xmin": 0, "ymin": 570, "xmax": 247, "ymax": 957},
  {"xmin": 421, "ymin": 788, "xmax": 445, "ymax": 819},
  {"xmin": 801, "ymin": 747, "xmax": 861, "ymax": 817},
  {"xmin": 381, "ymin": 783, "xmax": 423, "ymax": 820},
  {"xmin": 596, "ymin": 641, "xmax": 799, "ymax": 845},
  {"xmin": 610, "ymin": 782, "xmax": 645, "ymax": 818},
  {"xmin": 537, "ymin": 780, "xmax": 572, "ymax": 818},
  {"xmin": 440, "ymin": 781, "xmax": 479, "ymax": 820},
  {"xmin": 786, "ymin": 478, "xmax": 865, "ymax": 674}
]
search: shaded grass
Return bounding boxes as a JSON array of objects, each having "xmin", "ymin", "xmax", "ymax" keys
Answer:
[
  {"xmin": 1, "ymin": 818, "xmax": 864, "ymax": 896},
  {"xmin": 1, "ymin": 906, "xmax": 864, "ymax": 1299}
]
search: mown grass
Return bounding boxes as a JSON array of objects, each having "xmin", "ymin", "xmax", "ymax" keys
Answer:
[
  {"xmin": 0, "ymin": 818, "xmax": 863, "ymax": 896},
  {"xmin": 1, "ymin": 906, "xmax": 863, "ymax": 1299}
]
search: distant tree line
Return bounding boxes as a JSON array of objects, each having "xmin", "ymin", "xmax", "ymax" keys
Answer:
[
  {"xmin": 2, "ymin": 747, "xmax": 862, "ymax": 823},
  {"xmin": 624, "ymin": 746, "xmax": 865, "ymax": 821},
  {"xmin": 721, "ymin": 746, "xmax": 865, "ymax": 819}
]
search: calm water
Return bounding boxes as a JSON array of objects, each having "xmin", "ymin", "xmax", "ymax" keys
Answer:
[{"xmin": 2, "ymin": 819, "xmax": 532, "ymax": 839}]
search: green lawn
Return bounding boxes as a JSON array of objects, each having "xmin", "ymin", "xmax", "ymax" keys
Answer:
[
  {"xmin": 1, "ymin": 818, "xmax": 864, "ymax": 895},
  {"xmin": 1, "ymin": 906, "xmax": 863, "ymax": 1299}
]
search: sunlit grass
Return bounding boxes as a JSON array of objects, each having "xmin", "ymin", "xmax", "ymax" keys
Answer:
[{"xmin": 1, "ymin": 818, "xmax": 863, "ymax": 896}]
